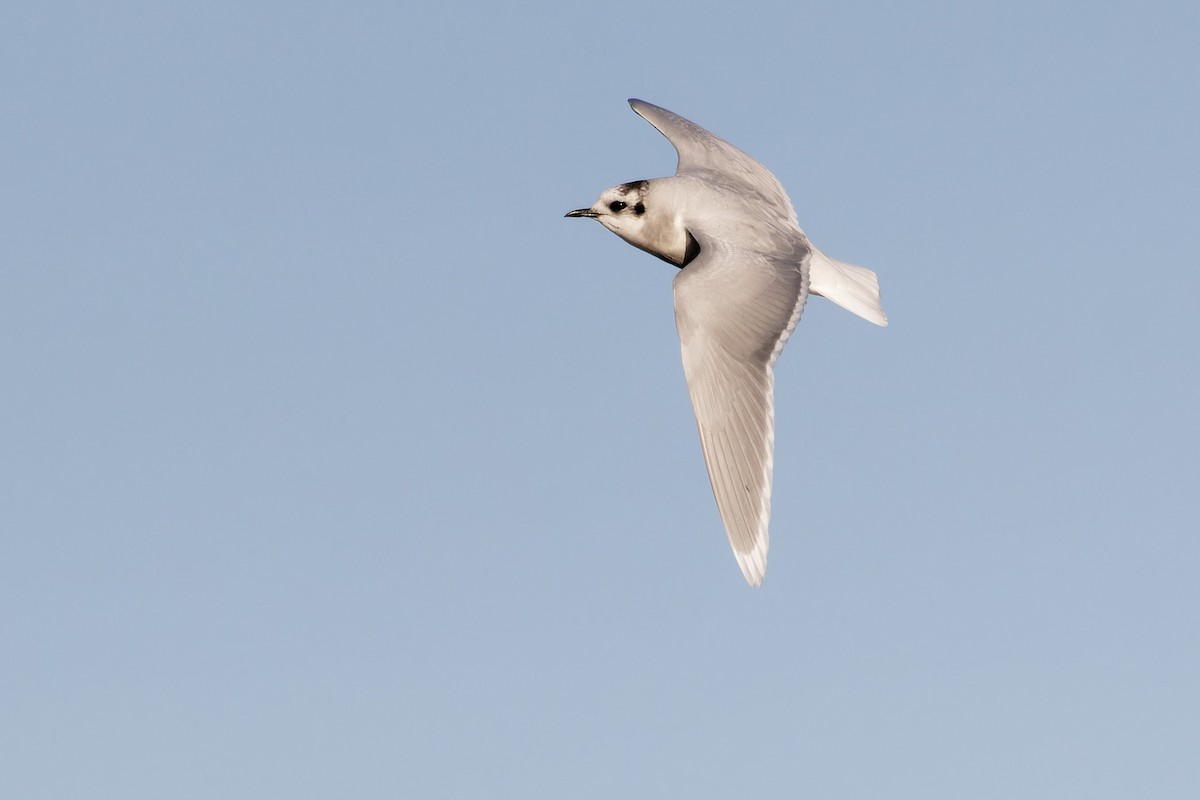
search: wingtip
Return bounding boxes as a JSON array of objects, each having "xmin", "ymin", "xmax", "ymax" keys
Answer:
[
  {"xmin": 628, "ymin": 98, "xmax": 664, "ymax": 119},
  {"xmin": 735, "ymin": 547, "xmax": 768, "ymax": 587}
]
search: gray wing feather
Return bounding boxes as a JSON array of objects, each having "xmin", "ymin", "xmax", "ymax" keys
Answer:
[
  {"xmin": 673, "ymin": 229, "xmax": 810, "ymax": 585},
  {"xmin": 629, "ymin": 98, "xmax": 799, "ymax": 228}
]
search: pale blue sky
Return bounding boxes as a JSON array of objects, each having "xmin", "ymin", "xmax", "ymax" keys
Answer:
[{"xmin": 3, "ymin": 2, "xmax": 1198, "ymax": 798}]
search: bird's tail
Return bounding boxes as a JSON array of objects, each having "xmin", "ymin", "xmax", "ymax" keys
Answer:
[{"xmin": 808, "ymin": 247, "xmax": 888, "ymax": 327}]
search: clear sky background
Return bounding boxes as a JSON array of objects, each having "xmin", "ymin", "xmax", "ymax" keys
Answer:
[{"xmin": 3, "ymin": 2, "xmax": 1198, "ymax": 798}]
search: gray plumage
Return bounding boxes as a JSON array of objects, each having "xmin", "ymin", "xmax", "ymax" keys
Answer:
[{"xmin": 566, "ymin": 99, "xmax": 886, "ymax": 586}]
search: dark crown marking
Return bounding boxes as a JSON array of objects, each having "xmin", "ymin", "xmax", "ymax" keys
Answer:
[{"xmin": 617, "ymin": 180, "xmax": 649, "ymax": 215}]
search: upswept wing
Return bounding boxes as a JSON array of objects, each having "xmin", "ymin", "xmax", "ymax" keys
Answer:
[{"xmin": 629, "ymin": 98, "xmax": 799, "ymax": 228}]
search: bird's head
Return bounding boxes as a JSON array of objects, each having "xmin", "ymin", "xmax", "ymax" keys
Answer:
[
  {"xmin": 565, "ymin": 180, "xmax": 651, "ymax": 239},
  {"xmin": 565, "ymin": 180, "xmax": 694, "ymax": 267}
]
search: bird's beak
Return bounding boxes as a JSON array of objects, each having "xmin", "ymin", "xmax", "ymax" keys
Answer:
[{"xmin": 564, "ymin": 208, "xmax": 599, "ymax": 218}]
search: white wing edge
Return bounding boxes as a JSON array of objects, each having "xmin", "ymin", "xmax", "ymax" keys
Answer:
[
  {"xmin": 688, "ymin": 367, "xmax": 773, "ymax": 587},
  {"xmin": 674, "ymin": 244, "xmax": 810, "ymax": 587}
]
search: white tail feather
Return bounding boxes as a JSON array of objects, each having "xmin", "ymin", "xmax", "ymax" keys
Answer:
[{"xmin": 808, "ymin": 246, "xmax": 888, "ymax": 327}]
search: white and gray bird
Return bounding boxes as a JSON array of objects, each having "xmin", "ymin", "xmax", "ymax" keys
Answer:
[{"xmin": 566, "ymin": 99, "xmax": 887, "ymax": 586}]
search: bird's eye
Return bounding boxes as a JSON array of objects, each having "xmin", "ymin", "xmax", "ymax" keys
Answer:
[
  {"xmin": 608, "ymin": 200, "xmax": 627, "ymax": 212},
  {"xmin": 633, "ymin": 202, "xmax": 645, "ymax": 215}
]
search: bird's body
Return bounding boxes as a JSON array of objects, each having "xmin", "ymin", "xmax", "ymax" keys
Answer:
[{"xmin": 567, "ymin": 100, "xmax": 886, "ymax": 586}]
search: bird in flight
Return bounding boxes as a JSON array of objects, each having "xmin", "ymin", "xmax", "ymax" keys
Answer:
[{"xmin": 566, "ymin": 99, "xmax": 887, "ymax": 585}]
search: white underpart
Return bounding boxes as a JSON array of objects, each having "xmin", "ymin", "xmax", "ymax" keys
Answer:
[{"xmin": 578, "ymin": 100, "xmax": 886, "ymax": 585}]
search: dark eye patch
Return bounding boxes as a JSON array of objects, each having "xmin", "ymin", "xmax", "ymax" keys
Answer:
[
  {"xmin": 633, "ymin": 202, "xmax": 645, "ymax": 215},
  {"xmin": 608, "ymin": 200, "xmax": 627, "ymax": 212}
]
